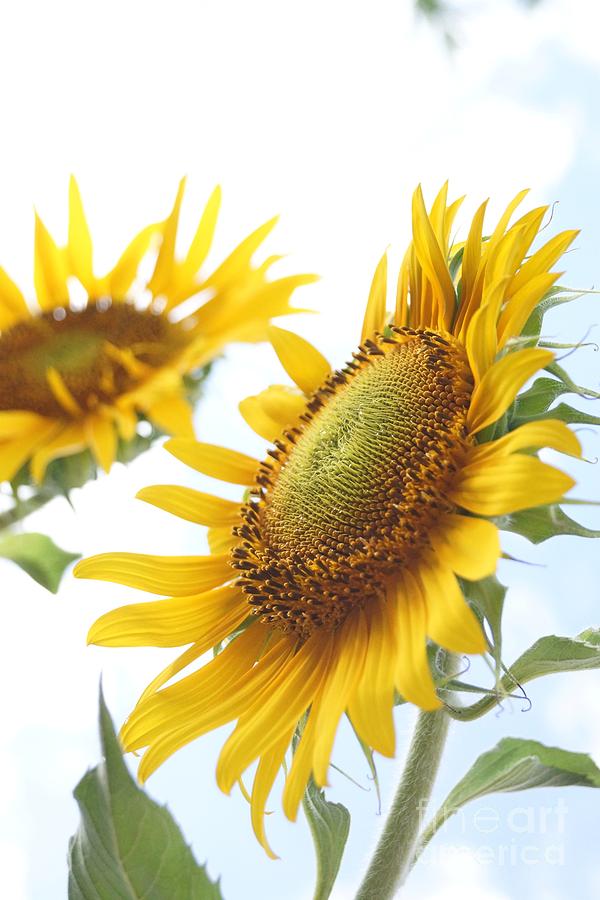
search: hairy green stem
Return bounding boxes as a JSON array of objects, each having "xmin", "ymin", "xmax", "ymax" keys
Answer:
[{"xmin": 354, "ymin": 708, "xmax": 450, "ymax": 900}]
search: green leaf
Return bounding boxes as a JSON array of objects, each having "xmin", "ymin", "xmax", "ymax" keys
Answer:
[
  {"xmin": 496, "ymin": 504, "xmax": 600, "ymax": 544},
  {"xmin": 0, "ymin": 531, "xmax": 79, "ymax": 592},
  {"xmin": 68, "ymin": 690, "xmax": 222, "ymax": 900},
  {"xmin": 302, "ymin": 778, "xmax": 351, "ymax": 900},
  {"xmin": 416, "ymin": 738, "xmax": 600, "ymax": 858},
  {"xmin": 461, "ymin": 575, "xmax": 506, "ymax": 672},
  {"xmin": 509, "ymin": 629, "xmax": 600, "ymax": 682}
]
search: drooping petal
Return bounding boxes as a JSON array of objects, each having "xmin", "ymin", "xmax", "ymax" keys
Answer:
[
  {"xmin": 216, "ymin": 632, "xmax": 333, "ymax": 795},
  {"xmin": 347, "ymin": 599, "xmax": 397, "ymax": 758},
  {"xmin": 430, "ymin": 514, "xmax": 500, "ymax": 581},
  {"xmin": 418, "ymin": 559, "xmax": 487, "ymax": 654},
  {"xmin": 310, "ymin": 610, "xmax": 368, "ymax": 786},
  {"xmin": 389, "ymin": 572, "xmax": 441, "ymax": 710},
  {"xmin": 136, "ymin": 632, "xmax": 295, "ymax": 782},
  {"xmin": 250, "ymin": 727, "xmax": 294, "ymax": 858}
]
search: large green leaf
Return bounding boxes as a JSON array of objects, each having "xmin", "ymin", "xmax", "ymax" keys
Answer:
[
  {"xmin": 0, "ymin": 531, "xmax": 79, "ymax": 593},
  {"xmin": 496, "ymin": 504, "xmax": 600, "ymax": 544},
  {"xmin": 68, "ymin": 691, "xmax": 222, "ymax": 900},
  {"xmin": 416, "ymin": 738, "xmax": 600, "ymax": 857},
  {"xmin": 509, "ymin": 629, "xmax": 600, "ymax": 682},
  {"xmin": 302, "ymin": 778, "xmax": 350, "ymax": 900}
]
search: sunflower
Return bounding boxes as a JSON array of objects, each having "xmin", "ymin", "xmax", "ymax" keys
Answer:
[
  {"xmin": 0, "ymin": 177, "xmax": 315, "ymax": 484},
  {"xmin": 76, "ymin": 184, "xmax": 582, "ymax": 856}
]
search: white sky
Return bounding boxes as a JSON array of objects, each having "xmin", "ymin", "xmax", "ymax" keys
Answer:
[{"xmin": 1, "ymin": 1, "xmax": 600, "ymax": 898}]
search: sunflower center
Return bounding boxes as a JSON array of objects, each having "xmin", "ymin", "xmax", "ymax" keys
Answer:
[
  {"xmin": 0, "ymin": 303, "xmax": 187, "ymax": 417},
  {"xmin": 233, "ymin": 328, "xmax": 474, "ymax": 638}
]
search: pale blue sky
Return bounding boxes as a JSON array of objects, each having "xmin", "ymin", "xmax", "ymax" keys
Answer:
[{"xmin": 1, "ymin": 1, "xmax": 599, "ymax": 898}]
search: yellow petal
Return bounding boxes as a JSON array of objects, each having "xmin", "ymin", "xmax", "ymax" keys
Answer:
[
  {"xmin": 468, "ymin": 419, "xmax": 581, "ymax": 463},
  {"xmin": 135, "ymin": 631, "xmax": 293, "ymax": 781},
  {"xmin": 175, "ymin": 185, "xmax": 221, "ymax": 289},
  {"xmin": 88, "ymin": 583, "xmax": 247, "ymax": 648},
  {"xmin": 34, "ymin": 213, "xmax": 69, "ymax": 310},
  {"xmin": 137, "ymin": 485, "xmax": 240, "ymax": 527},
  {"xmin": 68, "ymin": 175, "xmax": 96, "ymax": 293},
  {"xmin": 239, "ymin": 385, "xmax": 305, "ymax": 441},
  {"xmin": 467, "ymin": 348, "xmax": 554, "ymax": 434},
  {"xmin": 250, "ymin": 728, "xmax": 294, "ymax": 859},
  {"xmin": 347, "ymin": 599, "xmax": 397, "ymax": 758},
  {"xmin": 311, "ymin": 610, "xmax": 368, "ymax": 786},
  {"xmin": 361, "ymin": 251, "xmax": 388, "ymax": 342},
  {"xmin": 84, "ymin": 413, "xmax": 117, "ymax": 473},
  {"xmin": 216, "ymin": 632, "xmax": 332, "ymax": 794},
  {"xmin": 282, "ymin": 702, "xmax": 320, "ymax": 821},
  {"xmin": 0, "ymin": 419, "xmax": 60, "ymax": 482},
  {"xmin": 454, "ymin": 199, "xmax": 488, "ymax": 337},
  {"xmin": 136, "ymin": 622, "xmax": 268, "ymax": 706},
  {"xmin": 146, "ymin": 392, "xmax": 195, "ymax": 437},
  {"xmin": 30, "ymin": 422, "xmax": 86, "ymax": 483},
  {"xmin": 430, "ymin": 514, "xmax": 500, "ymax": 581},
  {"xmin": 464, "ymin": 278, "xmax": 509, "ymax": 382},
  {"xmin": 46, "ymin": 367, "xmax": 82, "ymax": 416},
  {"xmin": 0, "ymin": 410, "xmax": 52, "ymax": 440},
  {"xmin": 508, "ymin": 230, "xmax": 579, "ymax": 298},
  {"xmin": 208, "ymin": 525, "xmax": 238, "ymax": 554},
  {"xmin": 267, "ymin": 325, "xmax": 330, "ymax": 395},
  {"xmin": 74, "ymin": 551, "xmax": 232, "ymax": 596},
  {"xmin": 390, "ymin": 572, "xmax": 441, "ymax": 710},
  {"xmin": 108, "ymin": 222, "xmax": 161, "ymax": 297},
  {"xmin": 204, "ymin": 217, "xmax": 279, "ymax": 293},
  {"xmin": 418, "ymin": 560, "xmax": 487, "ymax": 654},
  {"xmin": 451, "ymin": 456, "xmax": 575, "ymax": 516},
  {"xmin": 165, "ymin": 438, "xmax": 258, "ymax": 485},
  {"xmin": 496, "ymin": 271, "xmax": 560, "ymax": 349},
  {"xmin": 411, "ymin": 185, "xmax": 456, "ymax": 331},
  {"xmin": 0, "ymin": 266, "xmax": 29, "ymax": 329},
  {"xmin": 148, "ymin": 177, "xmax": 186, "ymax": 297}
]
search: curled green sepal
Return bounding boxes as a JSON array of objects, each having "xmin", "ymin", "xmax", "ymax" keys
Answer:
[{"xmin": 447, "ymin": 628, "xmax": 600, "ymax": 722}]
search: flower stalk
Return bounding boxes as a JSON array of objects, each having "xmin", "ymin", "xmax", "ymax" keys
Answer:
[{"xmin": 355, "ymin": 707, "xmax": 451, "ymax": 900}]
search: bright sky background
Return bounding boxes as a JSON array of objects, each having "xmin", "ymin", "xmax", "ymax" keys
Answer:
[{"xmin": 1, "ymin": 1, "xmax": 600, "ymax": 898}]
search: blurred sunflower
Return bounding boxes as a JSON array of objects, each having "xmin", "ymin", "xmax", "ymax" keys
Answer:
[
  {"xmin": 0, "ymin": 177, "xmax": 315, "ymax": 484},
  {"xmin": 76, "ymin": 185, "xmax": 582, "ymax": 855}
]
